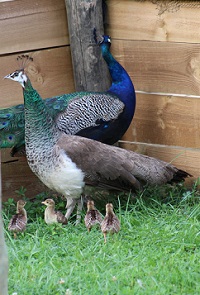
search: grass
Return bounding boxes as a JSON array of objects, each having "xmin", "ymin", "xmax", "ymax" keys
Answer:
[{"xmin": 2, "ymin": 183, "xmax": 200, "ymax": 295}]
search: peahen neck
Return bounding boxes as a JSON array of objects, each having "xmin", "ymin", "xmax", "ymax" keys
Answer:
[
  {"xmin": 23, "ymin": 78, "xmax": 59, "ymax": 147},
  {"xmin": 100, "ymin": 42, "xmax": 135, "ymax": 115}
]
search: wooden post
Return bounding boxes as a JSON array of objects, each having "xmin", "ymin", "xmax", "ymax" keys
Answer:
[
  {"xmin": 65, "ymin": 0, "xmax": 110, "ymax": 92},
  {"xmin": 0, "ymin": 152, "xmax": 8, "ymax": 295}
]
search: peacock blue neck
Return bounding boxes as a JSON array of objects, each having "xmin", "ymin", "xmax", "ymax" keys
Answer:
[
  {"xmin": 23, "ymin": 79, "xmax": 58, "ymax": 145},
  {"xmin": 100, "ymin": 42, "xmax": 136, "ymax": 119}
]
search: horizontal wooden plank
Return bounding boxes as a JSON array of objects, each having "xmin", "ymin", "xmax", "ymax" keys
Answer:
[
  {"xmin": 0, "ymin": 0, "xmax": 66, "ymax": 20},
  {"xmin": 122, "ymin": 93, "xmax": 200, "ymax": 149},
  {"xmin": 119, "ymin": 141, "xmax": 200, "ymax": 179},
  {"xmin": 0, "ymin": 46, "xmax": 75, "ymax": 108},
  {"xmin": 111, "ymin": 39, "xmax": 200, "ymax": 95},
  {"xmin": 106, "ymin": 0, "xmax": 200, "ymax": 43},
  {"xmin": 1, "ymin": 149, "xmax": 50, "ymax": 201},
  {"xmin": 0, "ymin": 0, "xmax": 68, "ymax": 54}
]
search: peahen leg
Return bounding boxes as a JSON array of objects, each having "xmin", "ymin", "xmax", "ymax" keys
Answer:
[
  {"xmin": 65, "ymin": 197, "xmax": 77, "ymax": 220},
  {"xmin": 75, "ymin": 196, "xmax": 83, "ymax": 225}
]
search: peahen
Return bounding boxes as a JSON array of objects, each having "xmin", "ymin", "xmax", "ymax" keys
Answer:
[
  {"xmin": 4, "ymin": 65, "xmax": 190, "ymax": 223},
  {"xmin": 0, "ymin": 34, "xmax": 136, "ymax": 156}
]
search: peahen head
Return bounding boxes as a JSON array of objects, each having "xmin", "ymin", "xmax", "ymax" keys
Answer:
[
  {"xmin": 4, "ymin": 55, "xmax": 33, "ymax": 88},
  {"xmin": 4, "ymin": 70, "xmax": 27, "ymax": 88}
]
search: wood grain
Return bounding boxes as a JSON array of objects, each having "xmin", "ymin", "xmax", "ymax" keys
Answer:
[
  {"xmin": 0, "ymin": 0, "xmax": 69, "ymax": 54},
  {"xmin": 65, "ymin": 0, "xmax": 110, "ymax": 92},
  {"xmin": 0, "ymin": 46, "xmax": 75, "ymax": 108},
  {"xmin": 1, "ymin": 149, "xmax": 51, "ymax": 201},
  {"xmin": 119, "ymin": 141, "xmax": 200, "ymax": 179},
  {"xmin": 0, "ymin": 0, "xmax": 66, "ymax": 20},
  {"xmin": 110, "ymin": 39, "xmax": 200, "ymax": 95},
  {"xmin": 106, "ymin": 0, "xmax": 200, "ymax": 43},
  {"xmin": 123, "ymin": 93, "xmax": 200, "ymax": 149}
]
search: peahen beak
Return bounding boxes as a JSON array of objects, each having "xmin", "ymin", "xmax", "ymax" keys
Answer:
[
  {"xmin": 4, "ymin": 70, "xmax": 27, "ymax": 88},
  {"xmin": 4, "ymin": 74, "xmax": 11, "ymax": 80}
]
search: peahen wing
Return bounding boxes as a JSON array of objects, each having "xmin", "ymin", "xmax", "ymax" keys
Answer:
[{"xmin": 57, "ymin": 134, "xmax": 190, "ymax": 192}]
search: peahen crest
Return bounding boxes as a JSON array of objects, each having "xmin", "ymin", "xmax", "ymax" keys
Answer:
[{"xmin": 17, "ymin": 54, "xmax": 33, "ymax": 71}]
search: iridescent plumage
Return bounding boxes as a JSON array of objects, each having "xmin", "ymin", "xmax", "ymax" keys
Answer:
[{"xmin": 1, "ymin": 35, "xmax": 135, "ymax": 156}]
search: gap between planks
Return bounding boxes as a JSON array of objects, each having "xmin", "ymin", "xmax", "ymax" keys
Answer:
[{"xmin": 136, "ymin": 90, "xmax": 200, "ymax": 99}]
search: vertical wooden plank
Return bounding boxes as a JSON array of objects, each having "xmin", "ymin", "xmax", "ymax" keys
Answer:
[
  {"xmin": 0, "ymin": 152, "xmax": 8, "ymax": 295},
  {"xmin": 65, "ymin": 0, "xmax": 110, "ymax": 91}
]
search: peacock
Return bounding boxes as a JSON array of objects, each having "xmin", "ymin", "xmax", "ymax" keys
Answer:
[
  {"xmin": 0, "ymin": 33, "xmax": 136, "ymax": 156},
  {"xmin": 4, "ymin": 64, "xmax": 190, "ymax": 223}
]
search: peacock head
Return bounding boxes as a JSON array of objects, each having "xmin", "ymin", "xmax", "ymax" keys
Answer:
[
  {"xmin": 93, "ymin": 28, "xmax": 111, "ymax": 47},
  {"xmin": 100, "ymin": 35, "xmax": 111, "ymax": 46},
  {"xmin": 4, "ymin": 69, "xmax": 28, "ymax": 88},
  {"xmin": 4, "ymin": 55, "xmax": 33, "ymax": 88}
]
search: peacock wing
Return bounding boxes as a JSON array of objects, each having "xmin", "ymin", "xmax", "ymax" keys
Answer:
[{"xmin": 55, "ymin": 92, "xmax": 124, "ymax": 136}]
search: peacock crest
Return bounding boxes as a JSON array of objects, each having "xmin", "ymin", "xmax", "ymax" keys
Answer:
[{"xmin": 93, "ymin": 28, "xmax": 111, "ymax": 45}]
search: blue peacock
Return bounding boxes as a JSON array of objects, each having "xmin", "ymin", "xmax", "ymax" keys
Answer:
[
  {"xmin": 4, "ymin": 59, "xmax": 190, "ymax": 222},
  {"xmin": 0, "ymin": 34, "xmax": 136, "ymax": 156}
]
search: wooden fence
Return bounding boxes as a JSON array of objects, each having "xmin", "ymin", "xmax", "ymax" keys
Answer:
[{"xmin": 0, "ymin": 0, "xmax": 200, "ymax": 200}]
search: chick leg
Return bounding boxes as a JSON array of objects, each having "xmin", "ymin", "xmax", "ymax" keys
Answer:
[{"xmin": 103, "ymin": 232, "xmax": 107, "ymax": 243}]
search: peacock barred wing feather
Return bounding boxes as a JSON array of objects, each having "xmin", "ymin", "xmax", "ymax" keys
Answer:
[{"xmin": 56, "ymin": 92, "xmax": 124, "ymax": 139}]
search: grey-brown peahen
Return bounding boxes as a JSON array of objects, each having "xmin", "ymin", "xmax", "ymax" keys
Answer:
[
  {"xmin": 0, "ymin": 34, "xmax": 135, "ymax": 156},
  {"xmin": 4, "ymin": 65, "xmax": 190, "ymax": 223}
]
